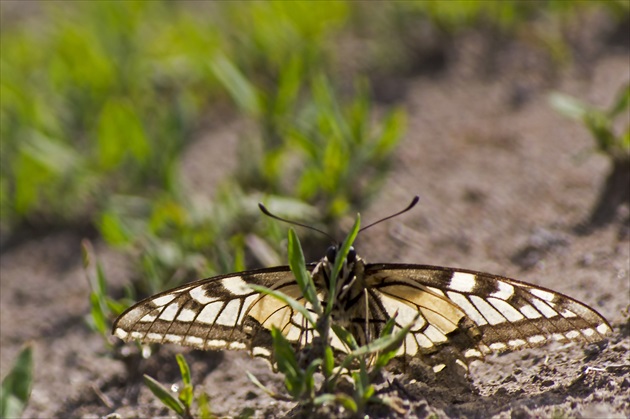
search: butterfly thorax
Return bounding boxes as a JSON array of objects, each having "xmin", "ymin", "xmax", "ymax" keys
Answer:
[{"xmin": 312, "ymin": 246, "xmax": 381, "ymax": 346}]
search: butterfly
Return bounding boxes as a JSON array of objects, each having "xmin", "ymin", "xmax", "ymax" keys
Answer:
[{"xmin": 112, "ymin": 197, "xmax": 612, "ymax": 373}]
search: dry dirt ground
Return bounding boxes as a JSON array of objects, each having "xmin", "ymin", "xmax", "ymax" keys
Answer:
[{"xmin": 2, "ymin": 19, "xmax": 630, "ymax": 419}]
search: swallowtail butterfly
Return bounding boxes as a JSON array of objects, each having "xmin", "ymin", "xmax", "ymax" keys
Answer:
[{"xmin": 113, "ymin": 197, "xmax": 612, "ymax": 373}]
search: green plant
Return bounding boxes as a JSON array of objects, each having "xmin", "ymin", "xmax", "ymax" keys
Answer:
[
  {"xmin": 214, "ymin": 56, "xmax": 406, "ymax": 223},
  {"xmin": 550, "ymin": 84, "xmax": 630, "ymax": 227},
  {"xmin": 0, "ymin": 344, "xmax": 33, "ymax": 418},
  {"xmin": 1, "ymin": 1, "xmax": 215, "ymax": 229},
  {"xmin": 248, "ymin": 219, "xmax": 410, "ymax": 416},
  {"xmin": 144, "ymin": 353, "xmax": 213, "ymax": 419},
  {"xmin": 82, "ymin": 240, "xmax": 134, "ymax": 345}
]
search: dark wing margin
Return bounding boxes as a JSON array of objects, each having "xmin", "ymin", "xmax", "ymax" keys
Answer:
[
  {"xmin": 112, "ymin": 265, "xmax": 317, "ymax": 360},
  {"xmin": 365, "ymin": 264, "xmax": 612, "ymax": 368}
]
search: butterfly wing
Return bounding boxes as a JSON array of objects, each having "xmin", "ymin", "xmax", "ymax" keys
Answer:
[
  {"xmin": 112, "ymin": 265, "xmax": 318, "ymax": 360},
  {"xmin": 365, "ymin": 264, "xmax": 612, "ymax": 366}
]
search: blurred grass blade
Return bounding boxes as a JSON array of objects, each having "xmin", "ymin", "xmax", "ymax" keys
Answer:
[
  {"xmin": 0, "ymin": 344, "xmax": 33, "ymax": 419},
  {"xmin": 143, "ymin": 374, "xmax": 186, "ymax": 416},
  {"xmin": 609, "ymin": 83, "xmax": 630, "ymax": 118},
  {"xmin": 549, "ymin": 92, "xmax": 589, "ymax": 120},
  {"xmin": 197, "ymin": 392, "xmax": 214, "ymax": 419},
  {"xmin": 89, "ymin": 292, "xmax": 108, "ymax": 335},
  {"xmin": 211, "ymin": 53, "xmax": 261, "ymax": 117},
  {"xmin": 271, "ymin": 327, "xmax": 303, "ymax": 398},
  {"xmin": 287, "ymin": 229, "xmax": 321, "ymax": 314}
]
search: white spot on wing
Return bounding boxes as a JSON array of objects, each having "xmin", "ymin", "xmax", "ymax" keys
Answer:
[
  {"xmin": 222, "ymin": 276, "xmax": 252, "ymax": 296},
  {"xmin": 433, "ymin": 364, "xmax": 446, "ymax": 373},
  {"xmin": 285, "ymin": 325, "xmax": 302, "ymax": 341},
  {"xmin": 405, "ymin": 334, "xmax": 418, "ymax": 356},
  {"xmin": 582, "ymin": 328, "xmax": 595, "ymax": 337},
  {"xmin": 164, "ymin": 334, "xmax": 183, "ymax": 343},
  {"xmin": 490, "ymin": 281, "xmax": 514, "ymax": 300},
  {"xmin": 596, "ymin": 324, "xmax": 610, "ymax": 335},
  {"xmin": 147, "ymin": 332, "xmax": 163, "ymax": 341},
  {"xmin": 470, "ymin": 295, "xmax": 507, "ymax": 325},
  {"xmin": 528, "ymin": 335, "xmax": 546, "ymax": 344},
  {"xmin": 530, "ymin": 297, "xmax": 558, "ymax": 318},
  {"xmin": 487, "ymin": 298, "xmax": 524, "ymax": 322},
  {"xmin": 215, "ymin": 299, "xmax": 241, "ymax": 326},
  {"xmin": 449, "ymin": 272, "xmax": 476, "ymax": 293},
  {"xmin": 114, "ymin": 328, "xmax": 128, "ymax": 339},
  {"xmin": 447, "ymin": 291, "xmax": 488, "ymax": 326},
  {"xmin": 530, "ymin": 288, "xmax": 555, "ymax": 302},
  {"xmin": 228, "ymin": 341, "xmax": 247, "ymax": 350},
  {"xmin": 159, "ymin": 303, "xmax": 180, "ymax": 321},
  {"xmin": 508, "ymin": 339, "xmax": 526, "ymax": 348},
  {"xmin": 189, "ymin": 286, "xmax": 217, "ymax": 304},
  {"xmin": 253, "ymin": 347, "xmax": 271, "ymax": 357},
  {"xmin": 455, "ymin": 359, "xmax": 468, "ymax": 370},
  {"xmin": 519, "ymin": 304, "xmax": 542, "ymax": 319},
  {"xmin": 140, "ymin": 313, "xmax": 158, "ymax": 322},
  {"xmin": 153, "ymin": 295, "xmax": 176, "ymax": 306},
  {"xmin": 197, "ymin": 302, "xmax": 222, "ymax": 324},
  {"xmin": 380, "ymin": 296, "xmax": 425, "ymax": 331},
  {"xmin": 205, "ymin": 339, "xmax": 227, "ymax": 349},
  {"xmin": 464, "ymin": 349, "xmax": 482, "ymax": 358},
  {"xmin": 414, "ymin": 332, "xmax": 434, "ymax": 348},
  {"xmin": 490, "ymin": 342, "xmax": 507, "ymax": 351},
  {"xmin": 177, "ymin": 308, "xmax": 197, "ymax": 322},
  {"xmin": 423, "ymin": 325, "xmax": 447, "ymax": 343},
  {"xmin": 560, "ymin": 309, "xmax": 577, "ymax": 318},
  {"xmin": 130, "ymin": 331, "xmax": 144, "ymax": 340},
  {"xmin": 185, "ymin": 336, "xmax": 204, "ymax": 345},
  {"xmin": 237, "ymin": 295, "xmax": 258, "ymax": 324}
]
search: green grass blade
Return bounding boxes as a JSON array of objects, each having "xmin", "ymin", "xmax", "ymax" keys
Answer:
[
  {"xmin": 271, "ymin": 327, "xmax": 303, "ymax": 398},
  {"xmin": 89, "ymin": 292, "xmax": 108, "ymax": 335},
  {"xmin": 287, "ymin": 229, "xmax": 321, "ymax": 315},
  {"xmin": 143, "ymin": 374, "xmax": 186, "ymax": 416},
  {"xmin": 246, "ymin": 372, "xmax": 278, "ymax": 398},
  {"xmin": 249, "ymin": 284, "xmax": 316, "ymax": 327},
  {"xmin": 331, "ymin": 324, "xmax": 359, "ymax": 351},
  {"xmin": 176, "ymin": 354, "xmax": 192, "ymax": 386},
  {"xmin": 323, "ymin": 346, "xmax": 334, "ymax": 378},
  {"xmin": 0, "ymin": 344, "xmax": 33, "ymax": 419},
  {"xmin": 211, "ymin": 53, "xmax": 261, "ymax": 117},
  {"xmin": 326, "ymin": 214, "xmax": 361, "ymax": 315}
]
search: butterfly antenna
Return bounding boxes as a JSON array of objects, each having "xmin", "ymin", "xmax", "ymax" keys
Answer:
[
  {"xmin": 359, "ymin": 196, "xmax": 420, "ymax": 233},
  {"xmin": 258, "ymin": 203, "xmax": 335, "ymax": 241}
]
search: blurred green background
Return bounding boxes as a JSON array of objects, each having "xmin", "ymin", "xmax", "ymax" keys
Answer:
[{"xmin": 1, "ymin": 0, "xmax": 627, "ymax": 299}]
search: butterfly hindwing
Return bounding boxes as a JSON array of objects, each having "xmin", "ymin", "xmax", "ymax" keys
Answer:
[{"xmin": 365, "ymin": 264, "xmax": 612, "ymax": 363}]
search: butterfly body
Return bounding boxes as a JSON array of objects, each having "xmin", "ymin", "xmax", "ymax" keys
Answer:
[{"xmin": 113, "ymin": 243, "xmax": 612, "ymax": 371}]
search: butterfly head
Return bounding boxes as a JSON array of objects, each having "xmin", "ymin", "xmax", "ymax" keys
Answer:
[{"xmin": 325, "ymin": 245, "xmax": 357, "ymax": 266}]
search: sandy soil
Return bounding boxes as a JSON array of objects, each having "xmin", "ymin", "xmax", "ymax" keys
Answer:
[{"xmin": 1, "ymin": 15, "xmax": 629, "ymax": 419}]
